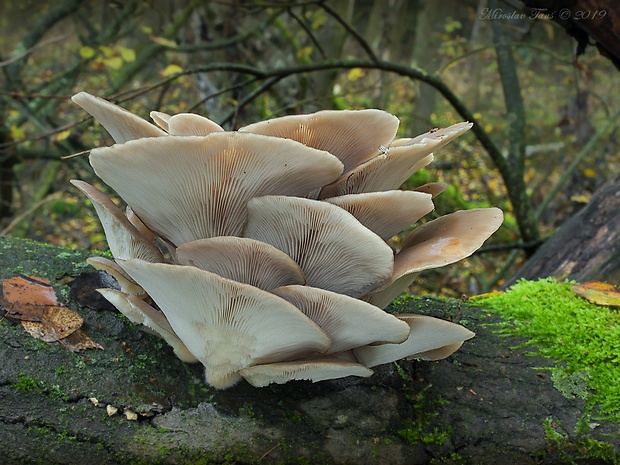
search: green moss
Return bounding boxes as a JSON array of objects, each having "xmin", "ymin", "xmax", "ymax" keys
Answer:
[
  {"xmin": 544, "ymin": 416, "xmax": 619, "ymax": 464},
  {"xmin": 478, "ymin": 278, "xmax": 620, "ymax": 421},
  {"xmin": 13, "ymin": 373, "xmax": 40, "ymax": 391}
]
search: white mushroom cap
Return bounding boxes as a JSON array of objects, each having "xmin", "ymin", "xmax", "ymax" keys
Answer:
[
  {"xmin": 70, "ymin": 180, "xmax": 164, "ymax": 263},
  {"xmin": 96, "ymin": 288, "xmax": 198, "ymax": 363},
  {"xmin": 176, "ymin": 237, "xmax": 305, "ymax": 290},
  {"xmin": 240, "ymin": 358, "xmax": 373, "ymax": 387},
  {"xmin": 72, "ymin": 92, "xmax": 166, "ymax": 144},
  {"xmin": 119, "ymin": 259, "xmax": 331, "ymax": 389},
  {"xmin": 319, "ymin": 122, "xmax": 473, "ymax": 198},
  {"xmin": 86, "ymin": 256, "xmax": 146, "ymax": 297},
  {"xmin": 244, "ymin": 195, "xmax": 394, "ymax": 297},
  {"xmin": 150, "ymin": 111, "xmax": 224, "ymax": 136},
  {"xmin": 271, "ymin": 285, "xmax": 410, "ymax": 354},
  {"xmin": 323, "ymin": 190, "xmax": 434, "ymax": 241},
  {"xmin": 239, "ymin": 109, "xmax": 399, "ymax": 173},
  {"xmin": 354, "ymin": 314, "xmax": 474, "ymax": 367},
  {"xmin": 89, "ymin": 132, "xmax": 344, "ymax": 246},
  {"xmin": 364, "ymin": 208, "xmax": 504, "ymax": 308}
]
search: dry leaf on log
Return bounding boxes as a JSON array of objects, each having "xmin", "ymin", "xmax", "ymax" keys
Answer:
[{"xmin": 0, "ymin": 275, "xmax": 103, "ymax": 351}]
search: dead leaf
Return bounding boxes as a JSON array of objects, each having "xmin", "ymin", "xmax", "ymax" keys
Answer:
[
  {"xmin": 20, "ymin": 305, "xmax": 83, "ymax": 341},
  {"xmin": 1, "ymin": 275, "xmax": 103, "ymax": 351},
  {"xmin": 62, "ymin": 329, "xmax": 104, "ymax": 352},
  {"xmin": 573, "ymin": 281, "xmax": 620, "ymax": 307}
]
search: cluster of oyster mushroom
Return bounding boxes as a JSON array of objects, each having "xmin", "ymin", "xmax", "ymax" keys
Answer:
[{"xmin": 70, "ymin": 91, "xmax": 502, "ymax": 389}]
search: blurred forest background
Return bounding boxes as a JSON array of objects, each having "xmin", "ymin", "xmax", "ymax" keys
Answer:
[{"xmin": 1, "ymin": 0, "xmax": 619, "ymax": 297}]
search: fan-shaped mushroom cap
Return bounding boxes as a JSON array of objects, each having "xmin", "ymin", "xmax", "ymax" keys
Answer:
[
  {"xmin": 119, "ymin": 259, "xmax": 331, "ymax": 389},
  {"xmin": 239, "ymin": 109, "xmax": 399, "ymax": 173},
  {"xmin": 271, "ymin": 285, "xmax": 410, "ymax": 354},
  {"xmin": 150, "ymin": 111, "xmax": 224, "ymax": 136},
  {"xmin": 70, "ymin": 180, "xmax": 164, "ymax": 263},
  {"xmin": 414, "ymin": 182, "xmax": 447, "ymax": 198},
  {"xmin": 97, "ymin": 288, "xmax": 198, "ymax": 363},
  {"xmin": 324, "ymin": 190, "xmax": 434, "ymax": 241},
  {"xmin": 244, "ymin": 195, "xmax": 394, "ymax": 297},
  {"xmin": 354, "ymin": 314, "xmax": 474, "ymax": 367},
  {"xmin": 240, "ymin": 358, "xmax": 373, "ymax": 387},
  {"xmin": 319, "ymin": 153, "xmax": 434, "ymax": 199},
  {"xmin": 89, "ymin": 132, "xmax": 344, "ymax": 246},
  {"xmin": 86, "ymin": 256, "xmax": 146, "ymax": 297},
  {"xmin": 319, "ymin": 122, "xmax": 473, "ymax": 199},
  {"xmin": 176, "ymin": 237, "xmax": 305, "ymax": 290},
  {"xmin": 125, "ymin": 206, "xmax": 156, "ymax": 243},
  {"xmin": 364, "ymin": 208, "xmax": 504, "ymax": 308},
  {"xmin": 72, "ymin": 92, "xmax": 165, "ymax": 144}
]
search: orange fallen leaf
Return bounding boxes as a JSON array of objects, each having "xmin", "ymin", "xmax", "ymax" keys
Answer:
[
  {"xmin": 1, "ymin": 275, "xmax": 103, "ymax": 351},
  {"xmin": 572, "ymin": 281, "xmax": 620, "ymax": 307}
]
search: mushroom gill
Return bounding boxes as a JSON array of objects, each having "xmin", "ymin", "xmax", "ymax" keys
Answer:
[{"xmin": 71, "ymin": 92, "xmax": 502, "ymax": 389}]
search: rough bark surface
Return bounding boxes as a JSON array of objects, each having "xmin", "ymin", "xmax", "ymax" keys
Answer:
[
  {"xmin": 521, "ymin": 0, "xmax": 620, "ymax": 69},
  {"xmin": 0, "ymin": 237, "xmax": 617, "ymax": 464},
  {"xmin": 508, "ymin": 173, "xmax": 620, "ymax": 286}
]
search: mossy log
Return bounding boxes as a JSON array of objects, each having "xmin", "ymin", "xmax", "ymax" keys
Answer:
[
  {"xmin": 0, "ymin": 236, "xmax": 617, "ymax": 465},
  {"xmin": 509, "ymin": 173, "xmax": 620, "ymax": 286}
]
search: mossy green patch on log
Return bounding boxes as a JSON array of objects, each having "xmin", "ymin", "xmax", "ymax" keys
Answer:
[{"xmin": 475, "ymin": 278, "xmax": 620, "ymax": 422}]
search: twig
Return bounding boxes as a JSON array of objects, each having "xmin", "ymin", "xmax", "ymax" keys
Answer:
[{"xmin": 0, "ymin": 33, "xmax": 72, "ymax": 68}]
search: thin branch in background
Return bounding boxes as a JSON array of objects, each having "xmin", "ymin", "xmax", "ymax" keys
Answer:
[
  {"xmin": 535, "ymin": 106, "xmax": 620, "ymax": 221},
  {"xmin": 0, "ymin": 32, "xmax": 72, "ymax": 68},
  {"xmin": 319, "ymin": 2, "xmax": 378, "ymax": 63},
  {"xmin": 219, "ymin": 76, "xmax": 285, "ymax": 128},
  {"xmin": 286, "ymin": 7, "xmax": 326, "ymax": 59},
  {"xmin": 0, "ymin": 192, "xmax": 60, "ymax": 236}
]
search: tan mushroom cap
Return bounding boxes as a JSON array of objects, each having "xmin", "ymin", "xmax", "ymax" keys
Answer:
[
  {"xmin": 125, "ymin": 206, "xmax": 156, "ymax": 243},
  {"xmin": 324, "ymin": 190, "xmax": 434, "ymax": 241},
  {"xmin": 244, "ymin": 195, "xmax": 394, "ymax": 298},
  {"xmin": 89, "ymin": 132, "xmax": 344, "ymax": 246},
  {"xmin": 240, "ymin": 358, "xmax": 373, "ymax": 387},
  {"xmin": 119, "ymin": 259, "xmax": 331, "ymax": 389},
  {"xmin": 150, "ymin": 111, "xmax": 224, "ymax": 136},
  {"xmin": 72, "ymin": 92, "xmax": 166, "ymax": 144},
  {"xmin": 271, "ymin": 285, "xmax": 410, "ymax": 354},
  {"xmin": 365, "ymin": 207, "xmax": 503, "ymax": 308},
  {"xmin": 70, "ymin": 180, "xmax": 164, "ymax": 263},
  {"xmin": 176, "ymin": 237, "xmax": 305, "ymax": 290},
  {"xmin": 97, "ymin": 288, "xmax": 198, "ymax": 363},
  {"xmin": 86, "ymin": 256, "xmax": 146, "ymax": 297},
  {"xmin": 354, "ymin": 314, "xmax": 474, "ymax": 368},
  {"xmin": 413, "ymin": 182, "xmax": 447, "ymax": 198},
  {"xmin": 239, "ymin": 109, "xmax": 399, "ymax": 173},
  {"xmin": 319, "ymin": 122, "xmax": 473, "ymax": 199}
]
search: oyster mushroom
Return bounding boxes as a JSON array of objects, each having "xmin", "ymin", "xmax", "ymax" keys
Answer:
[
  {"xmin": 88, "ymin": 132, "xmax": 344, "ymax": 246},
  {"xmin": 240, "ymin": 358, "xmax": 373, "ymax": 387},
  {"xmin": 364, "ymin": 208, "xmax": 504, "ymax": 308},
  {"xmin": 239, "ymin": 109, "xmax": 399, "ymax": 174},
  {"xmin": 244, "ymin": 195, "xmax": 394, "ymax": 297},
  {"xmin": 119, "ymin": 259, "xmax": 331, "ymax": 389},
  {"xmin": 353, "ymin": 314, "xmax": 475, "ymax": 367},
  {"xmin": 176, "ymin": 236, "xmax": 305, "ymax": 290},
  {"xmin": 72, "ymin": 92, "xmax": 165, "ymax": 143},
  {"xmin": 271, "ymin": 285, "xmax": 410, "ymax": 354}
]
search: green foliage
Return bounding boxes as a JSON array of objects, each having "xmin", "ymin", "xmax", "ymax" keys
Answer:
[{"xmin": 478, "ymin": 278, "xmax": 620, "ymax": 420}]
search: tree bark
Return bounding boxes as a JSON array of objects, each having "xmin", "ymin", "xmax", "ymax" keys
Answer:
[
  {"xmin": 507, "ymin": 172, "xmax": 620, "ymax": 286},
  {"xmin": 521, "ymin": 0, "xmax": 620, "ymax": 70},
  {"xmin": 0, "ymin": 237, "xmax": 617, "ymax": 464}
]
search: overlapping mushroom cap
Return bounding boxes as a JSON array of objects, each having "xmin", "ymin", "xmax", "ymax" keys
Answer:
[{"xmin": 71, "ymin": 92, "xmax": 503, "ymax": 389}]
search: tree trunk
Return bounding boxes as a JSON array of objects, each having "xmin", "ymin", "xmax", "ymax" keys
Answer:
[
  {"xmin": 521, "ymin": 0, "xmax": 620, "ymax": 69},
  {"xmin": 507, "ymin": 173, "xmax": 620, "ymax": 286},
  {"xmin": 0, "ymin": 237, "xmax": 617, "ymax": 464}
]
